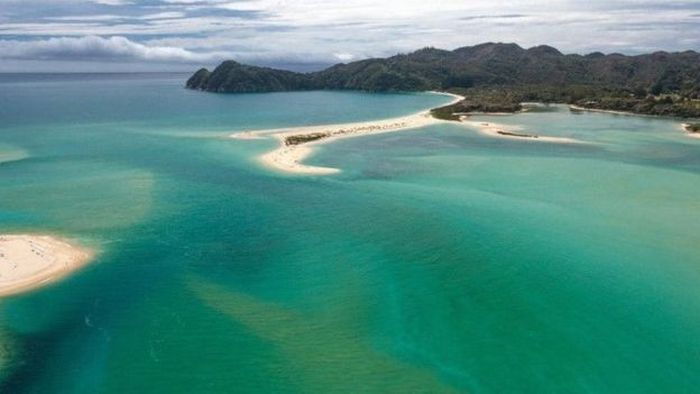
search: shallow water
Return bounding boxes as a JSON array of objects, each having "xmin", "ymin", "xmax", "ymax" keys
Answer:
[{"xmin": 0, "ymin": 74, "xmax": 699, "ymax": 393}]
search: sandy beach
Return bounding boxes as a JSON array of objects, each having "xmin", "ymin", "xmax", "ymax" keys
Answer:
[
  {"xmin": 568, "ymin": 105, "xmax": 638, "ymax": 116},
  {"xmin": 235, "ymin": 93, "xmax": 585, "ymax": 175},
  {"xmin": 230, "ymin": 131, "xmax": 266, "ymax": 140},
  {"xmin": 682, "ymin": 123, "xmax": 700, "ymax": 139},
  {"xmin": 0, "ymin": 235, "xmax": 93, "ymax": 297},
  {"xmin": 232, "ymin": 92, "xmax": 462, "ymax": 175},
  {"xmin": 461, "ymin": 119, "xmax": 586, "ymax": 144},
  {"xmin": 259, "ymin": 141, "xmax": 341, "ymax": 175},
  {"xmin": 255, "ymin": 111, "xmax": 452, "ymax": 174}
]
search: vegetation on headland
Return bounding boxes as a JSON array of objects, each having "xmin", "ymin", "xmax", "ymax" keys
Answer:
[
  {"xmin": 432, "ymin": 85, "xmax": 700, "ymax": 120},
  {"xmin": 187, "ymin": 43, "xmax": 700, "ymax": 118},
  {"xmin": 285, "ymin": 133, "xmax": 328, "ymax": 146},
  {"xmin": 572, "ymin": 94, "xmax": 700, "ymax": 117},
  {"xmin": 497, "ymin": 130, "xmax": 538, "ymax": 138},
  {"xmin": 686, "ymin": 123, "xmax": 700, "ymax": 133},
  {"xmin": 188, "ymin": 61, "xmax": 312, "ymax": 93},
  {"xmin": 431, "ymin": 90, "xmax": 523, "ymax": 120}
]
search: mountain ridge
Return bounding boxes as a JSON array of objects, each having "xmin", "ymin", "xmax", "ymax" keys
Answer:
[
  {"xmin": 187, "ymin": 42, "xmax": 700, "ymax": 96},
  {"xmin": 187, "ymin": 42, "xmax": 700, "ymax": 117}
]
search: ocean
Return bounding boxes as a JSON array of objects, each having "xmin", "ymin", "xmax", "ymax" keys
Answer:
[{"xmin": 0, "ymin": 73, "xmax": 699, "ymax": 393}]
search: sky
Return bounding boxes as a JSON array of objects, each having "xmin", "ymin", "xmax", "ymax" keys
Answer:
[{"xmin": 0, "ymin": 0, "xmax": 699, "ymax": 72}]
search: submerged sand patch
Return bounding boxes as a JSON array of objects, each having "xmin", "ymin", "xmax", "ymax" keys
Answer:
[{"xmin": 0, "ymin": 146, "xmax": 28, "ymax": 165}]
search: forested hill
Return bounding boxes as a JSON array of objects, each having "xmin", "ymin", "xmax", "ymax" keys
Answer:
[
  {"xmin": 187, "ymin": 61, "xmax": 312, "ymax": 93},
  {"xmin": 187, "ymin": 43, "xmax": 700, "ymax": 98}
]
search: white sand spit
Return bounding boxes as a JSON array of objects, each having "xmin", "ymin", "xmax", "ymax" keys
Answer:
[{"xmin": 0, "ymin": 235, "xmax": 93, "ymax": 297}]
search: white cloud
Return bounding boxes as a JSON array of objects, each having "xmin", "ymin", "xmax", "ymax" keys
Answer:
[
  {"xmin": 46, "ymin": 15, "xmax": 125, "ymax": 22},
  {"xmin": 160, "ymin": 0, "xmax": 227, "ymax": 3},
  {"xmin": 44, "ymin": 12, "xmax": 186, "ymax": 22},
  {"xmin": 91, "ymin": 0, "xmax": 133, "ymax": 5},
  {"xmin": 0, "ymin": 35, "xmax": 230, "ymax": 63},
  {"xmin": 0, "ymin": 0, "xmax": 699, "ymax": 71},
  {"xmin": 139, "ymin": 12, "xmax": 187, "ymax": 20},
  {"xmin": 334, "ymin": 53, "xmax": 355, "ymax": 62}
]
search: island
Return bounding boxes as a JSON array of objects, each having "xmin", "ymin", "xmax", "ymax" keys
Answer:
[
  {"xmin": 187, "ymin": 43, "xmax": 700, "ymax": 119},
  {"xmin": 0, "ymin": 235, "xmax": 93, "ymax": 297}
]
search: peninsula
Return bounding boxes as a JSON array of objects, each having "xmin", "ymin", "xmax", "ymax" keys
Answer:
[
  {"xmin": 188, "ymin": 43, "xmax": 700, "ymax": 118},
  {"xmin": 0, "ymin": 235, "xmax": 93, "ymax": 297},
  {"xmin": 189, "ymin": 42, "xmax": 698, "ymax": 174}
]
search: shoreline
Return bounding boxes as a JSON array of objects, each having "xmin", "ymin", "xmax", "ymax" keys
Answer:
[
  {"xmin": 460, "ymin": 119, "xmax": 586, "ymax": 144},
  {"xmin": 682, "ymin": 123, "xmax": 700, "ymax": 139},
  {"xmin": 568, "ymin": 104, "xmax": 637, "ymax": 117},
  {"xmin": 0, "ymin": 234, "xmax": 93, "ymax": 297},
  {"xmin": 575, "ymin": 106, "xmax": 699, "ymax": 140},
  {"xmin": 233, "ymin": 93, "xmax": 585, "ymax": 175},
  {"xmin": 235, "ymin": 92, "xmax": 463, "ymax": 175},
  {"xmin": 569, "ymin": 104, "xmax": 700, "ymax": 123},
  {"xmin": 255, "ymin": 110, "xmax": 447, "ymax": 174}
]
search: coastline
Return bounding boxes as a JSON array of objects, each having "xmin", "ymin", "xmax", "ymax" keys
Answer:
[
  {"xmin": 235, "ymin": 92, "xmax": 463, "ymax": 175},
  {"xmin": 460, "ymin": 119, "xmax": 585, "ymax": 144},
  {"xmin": 234, "ymin": 93, "xmax": 585, "ymax": 175},
  {"xmin": 255, "ymin": 110, "xmax": 447, "ymax": 174},
  {"xmin": 568, "ymin": 104, "xmax": 637, "ymax": 116},
  {"xmin": 682, "ymin": 123, "xmax": 700, "ymax": 139},
  {"xmin": 0, "ymin": 234, "xmax": 93, "ymax": 297},
  {"xmin": 575, "ymin": 106, "xmax": 699, "ymax": 140}
]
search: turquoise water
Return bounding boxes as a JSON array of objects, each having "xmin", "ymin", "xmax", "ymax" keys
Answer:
[{"xmin": 1, "ymin": 74, "xmax": 699, "ymax": 393}]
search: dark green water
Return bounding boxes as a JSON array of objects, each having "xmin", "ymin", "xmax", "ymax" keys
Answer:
[{"xmin": 0, "ymin": 74, "xmax": 699, "ymax": 393}]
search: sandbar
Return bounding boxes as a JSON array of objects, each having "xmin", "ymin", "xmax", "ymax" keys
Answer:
[
  {"xmin": 0, "ymin": 234, "xmax": 93, "ymax": 297},
  {"xmin": 682, "ymin": 123, "xmax": 700, "ymax": 139},
  {"xmin": 568, "ymin": 105, "xmax": 637, "ymax": 116},
  {"xmin": 233, "ymin": 93, "xmax": 585, "ymax": 175},
  {"xmin": 460, "ymin": 119, "xmax": 585, "ymax": 144},
  {"xmin": 236, "ymin": 92, "xmax": 462, "ymax": 175}
]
